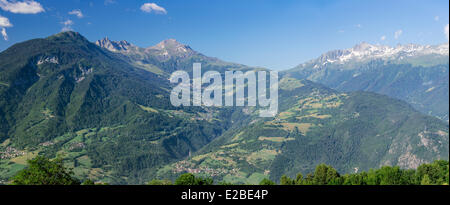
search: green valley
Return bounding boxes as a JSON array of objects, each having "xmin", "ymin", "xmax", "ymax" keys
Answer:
[{"xmin": 0, "ymin": 32, "xmax": 448, "ymax": 185}]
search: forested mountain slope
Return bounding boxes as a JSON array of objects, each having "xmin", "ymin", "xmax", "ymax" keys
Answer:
[
  {"xmin": 156, "ymin": 78, "xmax": 449, "ymax": 184},
  {"xmin": 0, "ymin": 32, "xmax": 246, "ymax": 184},
  {"xmin": 284, "ymin": 42, "xmax": 449, "ymax": 121}
]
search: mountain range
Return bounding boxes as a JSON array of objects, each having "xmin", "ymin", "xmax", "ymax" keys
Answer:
[
  {"xmin": 285, "ymin": 42, "xmax": 449, "ymax": 121},
  {"xmin": 0, "ymin": 32, "xmax": 448, "ymax": 184},
  {"xmin": 293, "ymin": 42, "xmax": 448, "ymax": 66}
]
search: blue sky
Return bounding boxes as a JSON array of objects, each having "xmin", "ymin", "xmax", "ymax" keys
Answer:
[{"xmin": 0, "ymin": 0, "xmax": 448, "ymax": 70}]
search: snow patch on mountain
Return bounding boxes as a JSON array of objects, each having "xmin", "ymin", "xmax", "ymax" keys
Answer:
[{"xmin": 303, "ymin": 42, "xmax": 449, "ymax": 69}]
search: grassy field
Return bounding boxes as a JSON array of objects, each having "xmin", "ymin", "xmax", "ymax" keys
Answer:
[
  {"xmin": 138, "ymin": 104, "xmax": 159, "ymax": 113},
  {"xmin": 10, "ymin": 151, "xmax": 39, "ymax": 165},
  {"xmin": 0, "ymin": 81, "xmax": 9, "ymax": 87},
  {"xmin": 258, "ymin": 136, "xmax": 295, "ymax": 142}
]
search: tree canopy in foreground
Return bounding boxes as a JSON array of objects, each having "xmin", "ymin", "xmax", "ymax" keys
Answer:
[
  {"xmin": 10, "ymin": 156, "xmax": 448, "ymax": 185},
  {"xmin": 11, "ymin": 156, "xmax": 80, "ymax": 185}
]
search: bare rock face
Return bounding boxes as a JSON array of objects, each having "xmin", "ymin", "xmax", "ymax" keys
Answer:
[
  {"xmin": 146, "ymin": 39, "xmax": 197, "ymax": 61},
  {"xmin": 95, "ymin": 37, "xmax": 133, "ymax": 52},
  {"xmin": 96, "ymin": 37, "xmax": 197, "ymax": 61}
]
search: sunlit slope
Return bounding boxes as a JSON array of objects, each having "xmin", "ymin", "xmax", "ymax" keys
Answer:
[{"xmin": 157, "ymin": 78, "xmax": 449, "ymax": 184}]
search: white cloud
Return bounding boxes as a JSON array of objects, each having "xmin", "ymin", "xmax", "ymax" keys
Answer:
[
  {"xmin": 61, "ymin": 19, "xmax": 74, "ymax": 32},
  {"xmin": 445, "ymin": 24, "xmax": 449, "ymax": 41},
  {"xmin": 63, "ymin": 20, "xmax": 73, "ymax": 26},
  {"xmin": 0, "ymin": 15, "xmax": 12, "ymax": 27},
  {"xmin": 0, "ymin": 15, "xmax": 12, "ymax": 41},
  {"xmin": 69, "ymin": 9, "xmax": 83, "ymax": 18},
  {"xmin": 1, "ymin": 27, "xmax": 8, "ymax": 40},
  {"xmin": 355, "ymin": 24, "xmax": 362, "ymax": 29},
  {"xmin": 380, "ymin": 35, "xmax": 386, "ymax": 41},
  {"xmin": 0, "ymin": 0, "xmax": 44, "ymax": 14},
  {"xmin": 434, "ymin": 16, "xmax": 440, "ymax": 21},
  {"xmin": 394, "ymin": 30, "xmax": 403, "ymax": 39},
  {"xmin": 140, "ymin": 3, "xmax": 167, "ymax": 14}
]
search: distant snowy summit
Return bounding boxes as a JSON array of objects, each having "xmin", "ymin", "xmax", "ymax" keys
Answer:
[{"xmin": 299, "ymin": 42, "xmax": 449, "ymax": 69}]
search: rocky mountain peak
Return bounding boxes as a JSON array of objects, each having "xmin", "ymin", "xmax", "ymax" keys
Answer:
[
  {"xmin": 95, "ymin": 37, "xmax": 133, "ymax": 52},
  {"xmin": 95, "ymin": 37, "xmax": 198, "ymax": 60},
  {"xmin": 147, "ymin": 39, "xmax": 196, "ymax": 60},
  {"xmin": 153, "ymin": 39, "xmax": 182, "ymax": 48},
  {"xmin": 150, "ymin": 39, "xmax": 194, "ymax": 53}
]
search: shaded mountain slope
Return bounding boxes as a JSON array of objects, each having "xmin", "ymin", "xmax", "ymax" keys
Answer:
[{"xmin": 0, "ymin": 32, "xmax": 237, "ymax": 184}]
